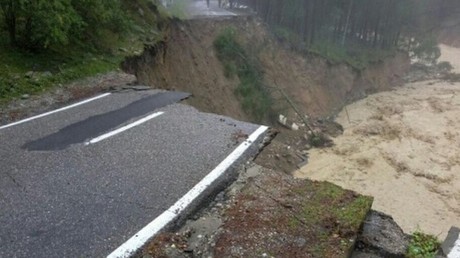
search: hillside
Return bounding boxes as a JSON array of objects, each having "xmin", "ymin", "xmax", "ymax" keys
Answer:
[{"xmin": 123, "ymin": 16, "xmax": 409, "ymax": 124}]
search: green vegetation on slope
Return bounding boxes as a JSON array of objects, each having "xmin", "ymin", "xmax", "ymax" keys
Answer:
[
  {"xmin": 0, "ymin": 44, "xmax": 122, "ymax": 102},
  {"xmin": 214, "ymin": 27, "xmax": 272, "ymax": 122},
  {"xmin": 406, "ymin": 231, "xmax": 440, "ymax": 258},
  {"xmin": 0, "ymin": 0, "xmax": 169, "ymax": 103}
]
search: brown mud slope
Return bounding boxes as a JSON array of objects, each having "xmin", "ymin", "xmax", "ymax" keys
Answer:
[{"xmin": 123, "ymin": 16, "xmax": 410, "ymax": 122}]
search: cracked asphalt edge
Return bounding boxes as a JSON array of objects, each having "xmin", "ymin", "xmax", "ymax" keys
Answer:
[{"xmin": 107, "ymin": 125, "xmax": 272, "ymax": 258}]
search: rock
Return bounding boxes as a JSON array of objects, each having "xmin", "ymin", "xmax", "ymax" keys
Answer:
[
  {"xmin": 42, "ymin": 71, "xmax": 52, "ymax": 77},
  {"xmin": 119, "ymin": 47, "xmax": 128, "ymax": 53},
  {"xmin": 25, "ymin": 71, "xmax": 34, "ymax": 78},
  {"xmin": 138, "ymin": 7, "xmax": 144, "ymax": 16},
  {"xmin": 291, "ymin": 123, "xmax": 299, "ymax": 131},
  {"xmin": 122, "ymin": 85, "xmax": 151, "ymax": 91},
  {"xmin": 278, "ymin": 114, "xmax": 288, "ymax": 127},
  {"xmin": 438, "ymin": 227, "xmax": 460, "ymax": 258},
  {"xmin": 353, "ymin": 210, "xmax": 410, "ymax": 257},
  {"xmin": 21, "ymin": 94, "xmax": 30, "ymax": 100}
]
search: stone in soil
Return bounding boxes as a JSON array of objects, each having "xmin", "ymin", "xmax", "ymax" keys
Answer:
[{"xmin": 352, "ymin": 210, "xmax": 410, "ymax": 258}]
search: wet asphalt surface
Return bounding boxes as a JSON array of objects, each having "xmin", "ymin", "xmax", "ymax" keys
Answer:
[{"xmin": 0, "ymin": 90, "xmax": 259, "ymax": 257}]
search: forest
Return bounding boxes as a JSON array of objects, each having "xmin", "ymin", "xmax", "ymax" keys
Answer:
[
  {"xmin": 0, "ymin": 0, "xmax": 165, "ymax": 101},
  {"xmin": 237, "ymin": 0, "xmax": 460, "ymax": 63}
]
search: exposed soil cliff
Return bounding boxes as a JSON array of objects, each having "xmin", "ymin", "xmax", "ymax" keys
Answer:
[{"xmin": 122, "ymin": 16, "xmax": 410, "ymax": 122}]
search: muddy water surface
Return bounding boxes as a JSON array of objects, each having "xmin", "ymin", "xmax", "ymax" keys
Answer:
[{"xmin": 295, "ymin": 45, "xmax": 460, "ymax": 239}]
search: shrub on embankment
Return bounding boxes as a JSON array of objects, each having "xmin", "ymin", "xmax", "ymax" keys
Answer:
[{"xmin": 214, "ymin": 27, "xmax": 273, "ymax": 122}]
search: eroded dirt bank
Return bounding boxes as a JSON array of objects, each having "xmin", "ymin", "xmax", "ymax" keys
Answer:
[
  {"xmin": 295, "ymin": 74, "xmax": 460, "ymax": 239},
  {"xmin": 123, "ymin": 16, "xmax": 410, "ymax": 122}
]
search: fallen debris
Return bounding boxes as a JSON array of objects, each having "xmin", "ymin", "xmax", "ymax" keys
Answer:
[{"xmin": 139, "ymin": 165, "xmax": 373, "ymax": 258}]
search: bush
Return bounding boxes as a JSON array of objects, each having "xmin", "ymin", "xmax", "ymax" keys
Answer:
[
  {"xmin": 437, "ymin": 61, "xmax": 453, "ymax": 72},
  {"xmin": 0, "ymin": 0, "xmax": 82, "ymax": 50},
  {"xmin": 410, "ymin": 36, "xmax": 441, "ymax": 65},
  {"xmin": 406, "ymin": 231, "xmax": 440, "ymax": 258},
  {"xmin": 214, "ymin": 27, "xmax": 272, "ymax": 122},
  {"xmin": 0, "ymin": 0, "xmax": 131, "ymax": 51}
]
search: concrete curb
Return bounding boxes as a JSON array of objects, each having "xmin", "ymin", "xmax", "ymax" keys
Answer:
[
  {"xmin": 107, "ymin": 125, "xmax": 269, "ymax": 258},
  {"xmin": 438, "ymin": 227, "xmax": 460, "ymax": 258}
]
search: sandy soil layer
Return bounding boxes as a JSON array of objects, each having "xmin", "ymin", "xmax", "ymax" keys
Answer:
[{"xmin": 295, "ymin": 79, "xmax": 460, "ymax": 239}]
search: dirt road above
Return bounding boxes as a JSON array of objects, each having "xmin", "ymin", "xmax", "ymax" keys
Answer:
[{"xmin": 295, "ymin": 78, "xmax": 460, "ymax": 239}]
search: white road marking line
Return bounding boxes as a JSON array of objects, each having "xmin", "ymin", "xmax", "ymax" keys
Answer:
[
  {"xmin": 0, "ymin": 93, "xmax": 112, "ymax": 130},
  {"xmin": 85, "ymin": 112, "xmax": 164, "ymax": 145},
  {"xmin": 448, "ymin": 237, "xmax": 460, "ymax": 258},
  {"xmin": 107, "ymin": 125, "xmax": 269, "ymax": 258}
]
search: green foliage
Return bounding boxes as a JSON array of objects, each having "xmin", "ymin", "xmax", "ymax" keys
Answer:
[
  {"xmin": 0, "ymin": 43, "xmax": 121, "ymax": 102},
  {"xmin": 296, "ymin": 181, "xmax": 373, "ymax": 231},
  {"xmin": 437, "ymin": 61, "xmax": 453, "ymax": 72},
  {"xmin": 410, "ymin": 36, "xmax": 441, "ymax": 65},
  {"xmin": 406, "ymin": 231, "xmax": 440, "ymax": 258},
  {"xmin": 214, "ymin": 27, "xmax": 272, "ymax": 122},
  {"xmin": 0, "ymin": 0, "xmax": 132, "ymax": 51},
  {"xmin": 0, "ymin": 0, "xmax": 166, "ymax": 102},
  {"xmin": 72, "ymin": 0, "xmax": 131, "ymax": 49},
  {"xmin": 309, "ymin": 132, "xmax": 332, "ymax": 148},
  {"xmin": 0, "ymin": 0, "xmax": 82, "ymax": 50}
]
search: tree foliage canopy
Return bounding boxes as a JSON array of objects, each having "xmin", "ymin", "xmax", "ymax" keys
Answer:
[
  {"xmin": 0, "ymin": 0, "xmax": 130, "ymax": 51},
  {"xmin": 243, "ymin": 0, "xmax": 412, "ymax": 50}
]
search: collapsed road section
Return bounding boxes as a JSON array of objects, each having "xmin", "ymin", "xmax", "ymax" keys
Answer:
[{"xmin": 0, "ymin": 90, "xmax": 268, "ymax": 258}]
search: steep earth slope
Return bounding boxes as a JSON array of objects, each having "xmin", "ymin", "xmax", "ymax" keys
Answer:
[{"xmin": 123, "ymin": 16, "xmax": 410, "ymax": 122}]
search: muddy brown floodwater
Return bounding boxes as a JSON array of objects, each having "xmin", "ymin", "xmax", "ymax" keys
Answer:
[{"xmin": 295, "ymin": 45, "xmax": 460, "ymax": 239}]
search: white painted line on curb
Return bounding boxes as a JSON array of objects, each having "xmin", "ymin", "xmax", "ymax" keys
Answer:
[
  {"xmin": 448, "ymin": 237, "xmax": 460, "ymax": 258},
  {"xmin": 107, "ymin": 125, "xmax": 269, "ymax": 258},
  {"xmin": 85, "ymin": 112, "xmax": 164, "ymax": 145},
  {"xmin": 0, "ymin": 93, "xmax": 112, "ymax": 130}
]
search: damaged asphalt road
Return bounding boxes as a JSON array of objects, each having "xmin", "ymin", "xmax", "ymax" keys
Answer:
[{"xmin": 0, "ymin": 90, "xmax": 260, "ymax": 258}]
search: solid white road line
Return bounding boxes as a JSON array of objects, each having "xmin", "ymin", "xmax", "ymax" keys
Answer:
[
  {"xmin": 0, "ymin": 93, "xmax": 112, "ymax": 130},
  {"xmin": 448, "ymin": 237, "xmax": 460, "ymax": 258},
  {"xmin": 85, "ymin": 112, "xmax": 164, "ymax": 145},
  {"xmin": 107, "ymin": 125, "xmax": 269, "ymax": 258}
]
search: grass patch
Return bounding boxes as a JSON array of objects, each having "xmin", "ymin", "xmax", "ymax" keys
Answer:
[
  {"xmin": 0, "ymin": 45, "xmax": 121, "ymax": 103},
  {"xmin": 214, "ymin": 27, "xmax": 272, "ymax": 122},
  {"xmin": 406, "ymin": 231, "xmax": 440, "ymax": 258},
  {"xmin": 297, "ymin": 182, "xmax": 373, "ymax": 230},
  {"xmin": 291, "ymin": 181, "xmax": 373, "ymax": 256}
]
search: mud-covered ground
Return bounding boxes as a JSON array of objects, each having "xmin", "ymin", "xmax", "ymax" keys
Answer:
[
  {"xmin": 295, "ymin": 46, "xmax": 460, "ymax": 239},
  {"xmin": 140, "ymin": 165, "xmax": 373, "ymax": 258}
]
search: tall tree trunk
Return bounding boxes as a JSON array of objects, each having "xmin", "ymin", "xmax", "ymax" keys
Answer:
[
  {"xmin": 1, "ymin": 0, "xmax": 17, "ymax": 46},
  {"xmin": 341, "ymin": 0, "xmax": 354, "ymax": 46}
]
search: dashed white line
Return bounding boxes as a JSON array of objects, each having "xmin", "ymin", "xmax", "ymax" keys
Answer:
[
  {"xmin": 107, "ymin": 125, "xmax": 269, "ymax": 258},
  {"xmin": 85, "ymin": 112, "xmax": 164, "ymax": 145},
  {"xmin": 0, "ymin": 93, "xmax": 112, "ymax": 130}
]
